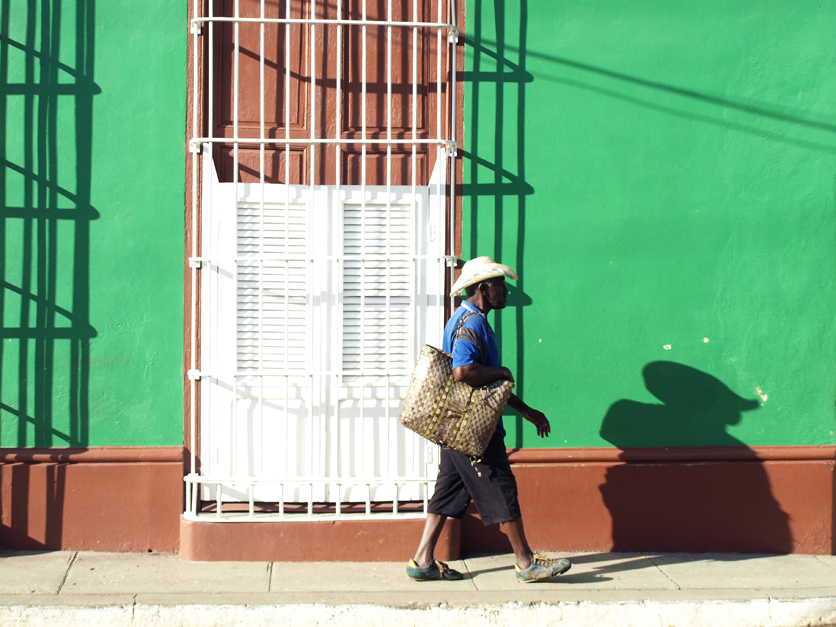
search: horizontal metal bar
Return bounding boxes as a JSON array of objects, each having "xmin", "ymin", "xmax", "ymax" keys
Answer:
[
  {"xmin": 186, "ymin": 474, "xmax": 435, "ymax": 484},
  {"xmin": 190, "ymin": 137, "xmax": 458, "ymax": 148},
  {"xmin": 229, "ymin": 253, "xmax": 441, "ymax": 263},
  {"xmin": 183, "ymin": 511, "xmax": 429, "ymax": 523},
  {"xmin": 191, "ymin": 16, "xmax": 458, "ymax": 38},
  {"xmin": 201, "ymin": 254, "xmax": 445, "ymax": 263},
  {"xmin": 230, "ymin": 370, "xmax": 414, "ymax": 377},
  {"xmin": 194, "ymin": 371, "xmax": 412, "ymax": 380}
]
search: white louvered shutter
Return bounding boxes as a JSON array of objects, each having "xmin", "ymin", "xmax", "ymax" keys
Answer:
[
  {"xmin": 342, "ymin": 202, "xmax": 412, "ymax": 372},
  {"xmin": 237, "ymin": 201, "xmax": 309, "ymax": 374},
  {"xmin": 200, "ymin": 152, "xmax": 446, "ymax": 508}
]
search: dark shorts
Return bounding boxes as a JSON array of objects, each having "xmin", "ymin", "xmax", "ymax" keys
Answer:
[{"xmin": 427, "ymin": 431, "xmax": 521, "ymax": 526}]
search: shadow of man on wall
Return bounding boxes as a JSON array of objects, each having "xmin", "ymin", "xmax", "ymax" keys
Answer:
[{"xmin": 599, "ymin": 361, "xmax": 792, "ymax": 553}]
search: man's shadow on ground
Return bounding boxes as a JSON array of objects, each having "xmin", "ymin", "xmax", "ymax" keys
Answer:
[{"xmin": 599, "ymin": 361, "xmax": 792, "ymax": 553}]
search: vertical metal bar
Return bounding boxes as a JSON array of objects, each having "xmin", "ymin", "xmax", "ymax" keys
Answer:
[
  {"xmin": 411, "ymin": 0, "xmax": 417, "ymax": 339},
  {"xmin": 409, "ymin": 0, "xmax": 418, "ymax": 491},
  {"xmin": 248, "ymin": 484, "xmax": 255, "ymax": 520},
  {"xmin": 360, "ymin": 0, "xmax": 368, "ymax": 484},
  {"xmin": 385, "ymin": 0, "xmax": 393, "ymax": 484},
  {"xmin": 360, "ymin": 370, "xmax": 366, "ymax": 482},
  {"xmin": 308, "ymin": 370, "xmax": 314, "ymax": 497},
  {"xmin": 365, "ymin": 483, "xmax": 371, "ymax": 517},
  {"xmin": 336, "ymin": 371, "xmax": 342, "ymax": 485},
  {"xmin": 208, "ymin": 0, "xmax": 214, "ymax": 142},
  {"xmin": 334, "ymin": 0, "xmax": 343, "ymax": 502},
  {"xmin": 232, "ymin": 364, "xmax": 238, "ymax": 480},
  {"xmin": 436, "ymin": 2, "xmax": 447, "ymax": 492},
  {"xmin": 386, "ymin": 373, "xmax": 391, "ymax": 481},
  {"xmin": 284, "ymin": 373, "xmax": 290, "ymax": 483},
  {"xmin": 189, "ymin": 0, "xmax": 200, "ymax": 493},
  {"xmin": 215, "ymin": 484, "xmax": 222, "ymax": 520},
  {"xmin": 309, "ymin": 0, "xmax": 317, "ymax": 499},
  {"xmin": 308, "ymin": 482, "xmax": 314, "ymax": 519},
  {"xmin": 279, "ymin": 483, "xmax": 285, "ymax": 519},
  {"xmin": 234, "ymin": 0, "xmax": 240, "ymax": 189},
  {"xmin": 436, "ymin": 0, "xmax": 443, "ymax": 359},
  {"xmin": 259, "ymin": 0, "xmax": 266, "ymax": 485},
  {"xmin": 336, "ymin": 482, "xmax": 342, "ymax": 519},
  {"xmin": 436, "ymin": 0, "xmax": 443, "ymax": 345},
  {"xmin": 436, "ymin": 0, "xmax": 442, "ymax": 145},
  {"xmin": 284, "ymin": 0, "xmax": 291, "ymax": 484},
  {"xmin": 336, "ymin": 0, "xmax": 342, "ymax": 189},
  {"xmin": 449, "ymin": 0, "xmax": 457, "ymax": 316},
  {"xmin": 233, "ymin": 0, "xmax": 241, "ymax": 483},
  {"xmin": 361, "ymin": 0, "xmax": 368, "ymax": 200},
  {"xmin": 311, "ymin": 3, "xmax": 317, "ymax": 188}
]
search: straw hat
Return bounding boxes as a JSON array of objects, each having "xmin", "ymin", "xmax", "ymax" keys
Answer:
[{"xmin": 450, "ymin": 256, "xmax": 518, "ymax": 297}]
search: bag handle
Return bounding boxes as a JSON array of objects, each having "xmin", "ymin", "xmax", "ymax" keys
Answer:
[
  {"xmin": 451, "ymin": 311, "xmax": 480, "ymax": 355},
  {"xmin": 451, "ymin": 310, "xmax": 490, "ymax": 477}
]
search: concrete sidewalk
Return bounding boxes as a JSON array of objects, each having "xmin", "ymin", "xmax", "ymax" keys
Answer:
[{"xmin": 1, "ymin": 550, "xmax": 836, "ymax": 626}]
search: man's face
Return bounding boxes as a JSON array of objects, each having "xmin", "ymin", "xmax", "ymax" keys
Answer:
[{"xmin": 483, "ymin": 277, "xmax": 509, "ymax": 309}]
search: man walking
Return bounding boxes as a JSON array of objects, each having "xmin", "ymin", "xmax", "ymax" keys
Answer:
[{"xmin": 406, "ymin": 256, "xmax": 571, "ymax": 583}]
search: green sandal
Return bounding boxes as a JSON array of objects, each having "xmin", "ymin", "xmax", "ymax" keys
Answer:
[{"xmin": 406, "ymin": 559, "xmax": 464, "ymax": 581}]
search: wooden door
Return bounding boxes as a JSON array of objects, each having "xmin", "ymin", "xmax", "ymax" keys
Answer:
[{"xmin": 211, "ymin": 0, "xmax": 450, "ymax": 186}]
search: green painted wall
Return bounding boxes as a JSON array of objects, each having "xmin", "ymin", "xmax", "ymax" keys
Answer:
[
  {"xmin": 463, "ymin": 0, "xmax": 836, "ymax": 448},
  {"xmin": 3, "ymin": 0, "xmax": 833, "ymax": 451},
  {"xmin": 1, "ymin": 0, "xmax": 185, "ymax": 446}
]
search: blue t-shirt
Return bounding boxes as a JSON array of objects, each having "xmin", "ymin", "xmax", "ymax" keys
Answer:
[{"xmin": 443, "ymin": 301, "xmax": 506, "ymax": 436}]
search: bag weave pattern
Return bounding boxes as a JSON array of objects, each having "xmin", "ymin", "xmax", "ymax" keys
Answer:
[{"xmin": 399, "ymin": 344, "xmax": 514, "ymax": 457}]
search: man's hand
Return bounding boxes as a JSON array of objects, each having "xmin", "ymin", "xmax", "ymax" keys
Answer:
[
  {"xmin": 507, "ymin": 394, "xmax": 551, "ymax": 438},
  {"xmin": 522, "ymin": 408, "xmax": 551, "ymax": 438},
  {"xmin": 498, "ymin": 367, "xmax": 514, "ymax": 383}
]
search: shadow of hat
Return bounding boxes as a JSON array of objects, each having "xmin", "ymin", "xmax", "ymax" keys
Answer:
[{"xmin": 643, "ymin": 361, "xmax": 760, "ymax": 412}]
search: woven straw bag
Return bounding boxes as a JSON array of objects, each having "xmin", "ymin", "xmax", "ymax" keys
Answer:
[{"xmin": 399, "ymin": 313, "xmax": 514, "ymax": 458}]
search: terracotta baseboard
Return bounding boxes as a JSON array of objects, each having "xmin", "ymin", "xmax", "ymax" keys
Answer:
[
  {"xmin": 463, "ymin": 446, "xmax": 836, "ymax": 556},
  {"xmin": 0, "ymin": 447, "xmax": 184, "ymax": 552},
  {"xmin": 180, "ymin": 515, "xmax": 460, "ymax": 562},
  {"xmin": 0, "ymin": 445, "xmax": 832, "ymax": 557}
]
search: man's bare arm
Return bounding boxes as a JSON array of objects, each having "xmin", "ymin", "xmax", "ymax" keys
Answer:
[
  {"xmin": 452, "ymin": 363, "xmax": 514, "ymax": 387},
  {"xmin": 453, "ymin": 365, "xmax": 550, "ymax": 438}
]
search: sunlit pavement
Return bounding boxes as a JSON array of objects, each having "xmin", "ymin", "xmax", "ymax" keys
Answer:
[{"xmin": 1, "ymin": 550, "xmax": 835, "ymax": 626}]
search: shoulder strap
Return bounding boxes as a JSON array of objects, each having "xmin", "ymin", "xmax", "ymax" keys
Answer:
[{"xmin": 451, "ymin": 311, "xmax": 480, "ymax": 354}]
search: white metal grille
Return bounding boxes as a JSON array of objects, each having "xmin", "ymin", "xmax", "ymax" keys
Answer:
[
  {"xmin": 192, "ymin": 162, "xmax": 447, "ymax": 520},
  {"xmin": 185, "ymin": 0, "xmax": 459, "ymax": 522}
]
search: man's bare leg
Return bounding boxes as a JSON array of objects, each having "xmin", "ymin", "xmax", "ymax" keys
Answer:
[
  {"xmin": 501, "ymin": 517, "xmax": 534, "ymax": 569},
  {"xmin": 413, "ymin": 513, "xmax": 448, "ymax": 567}
]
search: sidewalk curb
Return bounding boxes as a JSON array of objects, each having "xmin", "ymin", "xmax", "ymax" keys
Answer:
[{"xmin": 1, "ymin": 596, "xmax": 835, "ymax": 627}]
